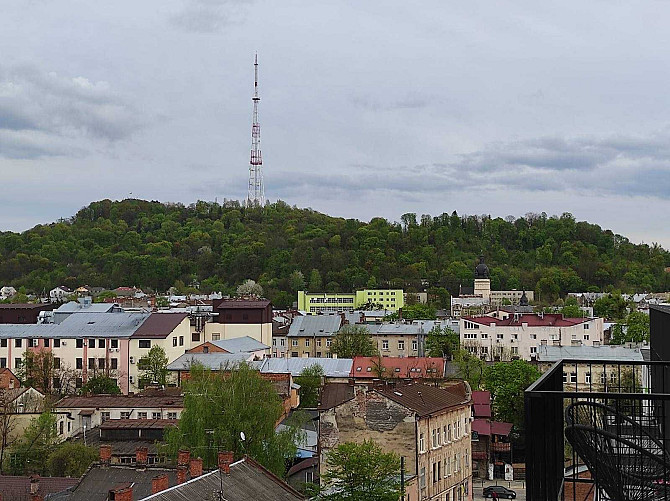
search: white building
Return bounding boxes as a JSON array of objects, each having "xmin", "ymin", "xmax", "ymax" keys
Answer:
[
  {"xmin": 459, "ymin": 313, "xmax": 604, "ymax": 361},
  {"xmin": 50, "ymin": 286, "xmax": 73, "ymax": 303}
]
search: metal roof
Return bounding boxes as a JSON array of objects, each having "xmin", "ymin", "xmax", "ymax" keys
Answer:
[
  {"xmin": 535, "ymin": 344, "xmax": 645, "ymax": 362},
  {"xmin": 258, "ymin": 357, "xmax": 353, "ymax": 377},
  {"xmin": 55, "ymin": 394, "xmax": 183, "ymax": 409},
  {"xmin": 212, "ymin": 336, "xmax": 269, "ymax": 353},
  {"xmin": 368, "ymin": 320, "xmax": 440, "ymax": 335},
  {"xmin": 53, "ymin": 312, "xmax": 150, "ymax": 338},
  {"xmin": 287, "ymin": 315, "xmax": 342, "ymax": 337},
  {"xmin": 167, "ymin": 353, "xmax": 255, "ymax": 371},
  {"xmin": 54, "ymin": 301, "xmax": 121, "ymax": 314}
]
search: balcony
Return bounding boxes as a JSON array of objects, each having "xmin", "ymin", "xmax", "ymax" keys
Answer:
[
  {"xmin": 491, "ymin": 442, "xmax": 511, "ymax": 453},
  {"xmin": 525, "ymin": 358, "xmax": 670, "ymax": 500}
]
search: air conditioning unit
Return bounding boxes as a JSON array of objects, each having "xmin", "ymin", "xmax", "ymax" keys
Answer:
[{"xmin": 129, "ymin": 357, "xmax": 135, "ymax": 364}]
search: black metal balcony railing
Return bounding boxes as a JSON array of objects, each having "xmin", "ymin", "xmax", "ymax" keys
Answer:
[{"xmin": 525, "ymin": 359, "xmax": 670, "ymax": 501}]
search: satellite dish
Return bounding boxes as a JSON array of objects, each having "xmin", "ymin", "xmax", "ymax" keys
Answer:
[{"xmin": 240, "ymin": 431, "xmax": 246, "ymax": 441}]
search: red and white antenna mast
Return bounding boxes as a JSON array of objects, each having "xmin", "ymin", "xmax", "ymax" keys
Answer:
[{"xmin": 246, "ymin": 53, "xmax": 265, "ymax": 206}]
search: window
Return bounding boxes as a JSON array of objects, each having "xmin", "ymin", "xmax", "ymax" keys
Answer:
[
  {"xmin": 99, "ymin": 339, "xmax": 106, "ymax": 348},
  {"xmin": 76, "ymin": 358, "xmax": 82, "ymax": 369},
  {"xmin": 14, "ymin": 358, "xmax": 21, "ymax": 368},
  {"xmin": 420, "ymin": 467, "xmax": 426, "ymax": 488},
  {"xmin": 76, "ymin": 339, "xmax": 83, "ymax": 348},
  {"xmin": 584, "ymin": 324, "xmax": 590, "ymax": 330},
  {"xmin": 0, "ymin": 339, "xmax": 5, "ymax": 348},
  {"xmin": 419, "ymin": 433, "xmax": 425, "ymax": 453},
  {"xmin": 101, "ymin": 412, "xmax": 110, "ymax": 421},
  {"xmin": 280, "ymin": 338, "xmax": 285, "ymax": 346},
  {"xmin": 316, "ymin": 352, "xmax": 322, "ymax": 357},
  {"xmin": 570, "ymin": 372, "xmax": 577, "ymax": 383},
  {"xmin": 326, "ymin": 339, "xmax": 332, "ymax": 347},
  {"xmin": 76, "ymin": 377, "xmax": 82, "ymax": 388},
  {"xmin": 497, "ymin": 333, "xmax": 503, "ymax": 340},
  {"xmin": 436, "ymin": 427, "xmax": 441, "ymax": 445},
  {"xmin": 563, "ymin": 372, "xmax": 568, "ymax": 383},
  {"xmin": 54, "ymin": 357, "xmax": 61, "ymax": 369},
  {"xmin": 120, "ymin": 412, "xmax": 131, "ymax": 419},
  {"xmin": 173, "ymin": 337, "xmax": 177, "ymax": 347},
  {"xmin": 601, "ymin": 372, "xmax": 607, "ymax": 384},
  {"xmin": 464, "ymin": 321, "xmax": 478, "ymax": 330},
  {"xmin": 316, "ymin": 339, "xmax": 322, "ymax": 347},
  {"xmin": 138, "ymin": 412, "xmax": 147, "ymax": 419},
  {"xmin": 152, "ymin": 412, "xmax": 161, "ymax": 419},
  {"xmin": 139, "ymin": 340, "xmax": 151, "ymax": 349},
  {"xmin": 110, "ymin": 358, "xmax": 117, "ymax": 370},
  {"xmin": 0, "ymin": 358, "xmax": 5, "ymax": 368},
  {"xmin": 447, "ymin": 424, "xmax": 452, "ymax": 441},
  {"xmin": 179, "ymin": 336, "xmax": 184, "ymax": 346},
  {"xmin": 585, "ymin": 372, "xmax": 591, "ymax": 384},
  {"xmin": 412, "ymin": 340, "xmax": 418, "ymax": 351},
  {"xmin": 584, "ymin": 334, "xmax": 590, "ymax": 340},
  {"xmin": 292, "ymin": 340, "xmax": 298, "ymax": 347},
  {"xmin": 446, "ymin": 454, "xmax": 451, "ymax": 476},
  {"xmin": 530, "ymin": 346, "xmax": 538, "ymax": 354},
  {"xmin": 398, "ymin": 340, "xmax": 405, "ymax": 350},
  {"xmin": 44, "ymin": 339, "xmax": 50, "ymax": 348},
  {"xmin": 481, "ymin": 333, "xmax": 488, "ymax": 339},
  {"xmin": 14, "ymin": 339, "xmax": 21, "ymax": 348},
  {"xmin": 192, "ymin": 332, "xmax": 200, "ymax": 343},
  {"xmin": 431, "ymin": 429, "xmax": 437, "ymax": 448},
  {"xmin": 433, "ymin": 462, "xmax": 438, "ymax": 483},
  {"xmin": 305, "ymin": 339, "xmax": 310, "ymax": 347},
  {"xmin": 303, "ymin": 351, "xmax": 309, "ymax": 357},
  {"xmin": 291, "ymin": 352, "xmax": 298, "ymax": 357},
  {"xmin": 111, "ymin": 339, "xmax": 118, "ymax": 349},
  {"xmin": 443, "ymin": 425, "xmax": 448, "ymax": 442},
  {"xmin": 88, "ymin": 358, "xmax": 95, "ymax": 370},
  {"xmin": 54, "ymin": 339, "xmax": 60, "ymax": 348},
  {"xmin": 89, "ymin": 339, "xmax": 96, "ymax": 348},
  {"xmin": 382, "ymin": 340, "xmax": 389, "ymax": 350},
  {"xmin": 511, "ymin": 347, "xmax": 518, "ymax": 355},
  {"xmin": 98, "ymin": 358, "xmax": 105, "ymax": 369},
  {"xmin": 59, "ymin": 421, "xmax": 64, "ymax": 435},
  {"xmin": 167, "ymin": 412, "xmax": 177, "ymax": 419}
]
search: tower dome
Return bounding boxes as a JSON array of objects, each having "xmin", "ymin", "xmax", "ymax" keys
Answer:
[{"xmin": 474, "ymin": 255, "xmax": 489, "ymax": 279}]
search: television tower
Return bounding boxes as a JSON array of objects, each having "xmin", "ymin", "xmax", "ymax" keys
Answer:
[{"xmin": 246, "ymin": 53, "xmax": 265, "ymax": 206}]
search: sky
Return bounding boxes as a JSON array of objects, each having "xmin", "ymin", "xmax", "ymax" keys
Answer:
[{"xmin": 1, "ymin": 1, "xmax": 669, "ymax": 246}]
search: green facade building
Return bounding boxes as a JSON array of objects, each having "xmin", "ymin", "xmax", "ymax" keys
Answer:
[{"xmin": 297, "ymin": 289, "xmax": 404, "ymax": 314}]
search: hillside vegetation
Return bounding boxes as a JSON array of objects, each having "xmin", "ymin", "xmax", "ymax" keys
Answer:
[{"xmin": 0, "ymin": 199, "xmax": 668, "ymax": 308}]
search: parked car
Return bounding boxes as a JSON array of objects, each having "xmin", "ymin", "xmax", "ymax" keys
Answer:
[{"xmin": 483, "ymin": 485, "xmax": 517, "ymax": 499}]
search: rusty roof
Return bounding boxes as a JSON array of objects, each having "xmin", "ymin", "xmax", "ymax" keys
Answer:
[
  {"xmin": 214, "ymin": 299, "xmax": 271, "ymax": 309},
  {"xmin": 374, "ymin": 382, "xmax": 469, "ymax": 417},
  {"xmin": 99, "ymin": 419, "xmax": 178, "ymax": 430},
  {"xmin": 131, "ymin": 313, "xmax": 188, "ymax": 339},
  {"xmin": 318, "ymin": 383, "xmax": 354, "ymax": 410},
  {"xmin": 0, "ymin": 475, "xmax": 78, "ymax": 501}
]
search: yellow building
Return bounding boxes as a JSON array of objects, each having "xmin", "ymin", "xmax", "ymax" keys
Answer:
[{"xmin": 297, "ymin": 289, "xmax": 404, "ymax": 314}]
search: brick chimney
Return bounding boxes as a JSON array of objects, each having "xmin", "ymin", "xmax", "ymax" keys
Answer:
[
  {"xmin": 189, "ymin": 457, "xmax": 203, "ymax": 478},
  {"xmin": 135, "ymin": 446, "xmax": 148, "ymax": 467},
  {"xmin": 100, "ymin": 444, "xmax": 112, "ymax": 466},
  {"xmin": 29, "ymin": 476, "xmax": 42, "ymax": 501},
  {"xmin": 151, "ymin": 474, "xmax": 169, "ymax": 494},
  {"xmin": 218, "ymin": 451, "xmax": 234, "ymax": 474},
  {"xmin": 109, "ymin": 483, "xmax": 133, "ymax": 501},
  {"xmin": 176, "ymin": 465, "xmax": 188, "ymax": 484},
  {"xmin": 177, "ymin": 449, "xmax": 190, "ymax": 466}
]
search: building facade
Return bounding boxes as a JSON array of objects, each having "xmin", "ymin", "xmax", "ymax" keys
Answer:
[
  {"xmin": 205, "ymin": 299, "xmax": 273, "ymax": 347},
  {"xmin": 297, "ymin": 289, "xmax": 404, "ymax": 314}
]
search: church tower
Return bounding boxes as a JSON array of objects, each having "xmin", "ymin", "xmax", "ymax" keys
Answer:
[{"xmin": 473, "ymin": 254, "xmax": 491, "ymax": 300}]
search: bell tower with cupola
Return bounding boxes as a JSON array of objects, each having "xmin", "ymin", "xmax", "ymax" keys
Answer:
[{"xmin": 473, "ymin": 254, "xmax": 491, "ymax": 300}]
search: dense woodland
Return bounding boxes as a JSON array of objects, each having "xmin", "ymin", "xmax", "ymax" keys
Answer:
[{"xmin": 0, "ymin": 199, "xmax": 668, "ymax": 308}]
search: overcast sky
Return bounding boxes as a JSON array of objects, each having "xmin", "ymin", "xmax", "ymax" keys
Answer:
[{"xmin": 1, "ymin": 1, "xmax": 669, "ymax": 246}]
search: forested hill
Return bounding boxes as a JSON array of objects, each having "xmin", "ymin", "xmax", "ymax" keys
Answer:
[{"xmin": 0, "ymin": 199, "xmax": 668, "ymax": 308}]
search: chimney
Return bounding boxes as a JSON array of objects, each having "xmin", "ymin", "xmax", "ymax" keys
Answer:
[
  {"xmin": 177, "ymin": 449, "xmax": 190, "ymax": 466},
  {"xmin": 29, "ymin": 476, "xmax": 42, "ymax": 501},
  {"xmin": 189, "ymin": 457, "xmax": 203, "ymax": 478},
  {"xmin": 218, "ymin": 451, "xmax": 234, "ymax": 474},
  {"xmin": 109, "ymin": 483, "xmax": 133, "ymax": 501},
  {"xmin": 135, "ymin": 446, "xmax": 148, "ymax": 467},
  {"xmin": 151, "ymin": 474, "xmax": 169, "ymax": 494},
  {"xmin": 100, "ymin": 444, "xmax": 112, "ymax": 466},
  {"xmin": 176, "ymin": 465, "xmax": 188, "ymax": 484}
]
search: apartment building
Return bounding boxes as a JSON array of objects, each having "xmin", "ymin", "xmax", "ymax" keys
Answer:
[
  {"xmin": 297, "ymin": 289, "xmax": 404, "ymax": 314},
  {"xmin": 459, "ymin": 313, "xmax": 604, "ymax": 361},
  {"xmin": 0, "ymin": 311, "xmax": 190, "ymax": 394},
  {"xmin": 285, "ymin": 314, "xmax": 342, "ymax": 358},
  {"xmin": 204, "ymin": 298, "xmax": 273, "ymax": 347},
  {"xmin": 319, "ymin": 381, "xmax": 472, "ymax": 501},
  {"xmin": 369, "ymin": 320, "xmax": 441, "ymax": 357}
]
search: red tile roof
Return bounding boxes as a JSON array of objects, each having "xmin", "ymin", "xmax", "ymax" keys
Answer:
[
  {"xmin": 99, "ymin": 419, "xmax": 178, "ymax": 430},
  {"xmin": 472, "ymin": 391, "xmax": 491, "ymax": 405},
  {"xmin": 472, "ymin": 391, "xmax": 492, "ymax": 418},
  {"xmin": 131, "ymin": 313, "xmax": 188, "ymax": 339},
  {"xmin": 472, "ymin": 418, "xmax": 513, "ymax": 437},
  {"xmin": 463, "ymin": 313, "xmax": 588, "ymax": 327},
  {"xmin": 350, "ymin": 357, "xmax": 445, "ymax": 379},
  {"xmin": 491, "ymin": 421, "xmax": 513, "ymax": 436}
]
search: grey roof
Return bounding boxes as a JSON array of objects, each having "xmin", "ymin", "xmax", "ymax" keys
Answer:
[
  {"xmin": 46, "ymin": 465, "xmax": 178, "ymax": 501},
  {"xmin": 535, "ymin": 344, "xmax": 645, "ymax": 362},
  {"xmin": 212, "ymin": 336, "xmax": 269, "ymax": 353},
  {"xmin": 368, "ymin": 320, "xmax": 440, "ymax": 335},
  {"xmin": 258, "ymin": 357, "xmax": 353, "ymax": 378},
  {"xmin": 167, "ymin": 353, "xmax": 255, "ymax": 371},
  {"xmin": 139, "ymin": 458, "xmax": 303, "ymax": 501},
  {"xmin": 287, "ymin": 315, "xmax": 342, "ymax": 337},
  {"xmin": 0, "ymin": 312, "xmax": 149, "ymax": 339},
  {"xmin": 54, "ymin": 301, "xmax": 121, "ymax": 314}
]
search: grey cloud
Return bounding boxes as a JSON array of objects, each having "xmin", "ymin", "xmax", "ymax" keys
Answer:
[
  {"xmin": 170, "ymin": 0, "xmax": 254, "ymax": 33},
  {"xmin": 350, "ymin": 93, "xmax": 431, "ymax": 112},
  {"xmin": 0, "ymin": 65, "xmax": 143, "ymax": 158}
]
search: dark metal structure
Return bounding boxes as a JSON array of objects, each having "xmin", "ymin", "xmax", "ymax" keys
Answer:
[{"xmin": 526, "ymin": 358, "xmax": 670, "ymax": 500}]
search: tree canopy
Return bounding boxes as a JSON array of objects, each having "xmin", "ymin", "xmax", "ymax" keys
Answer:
[
  {"xmin": 425, "ymin": 325, "xmax": 460, "ymax": 358},
  {"xmin": 0, "ymin": 200, "xmax": 667, "ymax": 308},
  {"xmin": 329, "ymin": 325, "xmax": 377, "ymax": 359},
  {"xmin": 295, "ymin": 364, "xmax": 324, "ymax": 408},
  {"xmin": 610, "ymin": 311, "xmax": 650, "ymax": 344},
  {"xmin": 80, "ymin": 374, "xmax": 121, "ymax": 395},
  {"xmin": 317, "ymin": 440, "xmax": 402, "ymax": 501},
  {"xmin": 483, "ymin": 360, "xmax": 541, "ymax": 431},
  {"xmin": 138, "ymin": 346, "xmax": 169, "ymax": 387}
]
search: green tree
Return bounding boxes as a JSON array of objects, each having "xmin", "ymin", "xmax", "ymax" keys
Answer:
[
  {"xmin": 610, "ymin": 311, "xmax": 650, "ymax": 344},
  {"xmin": 317, "ymin": 440, "xmax": 402, "ymax": 501},
  {"xmin": 454, "ymin": 349, "xmax": 485, "ymax": 390},
  {"xmin": 560, "ymin": 296, "xmax": 583, "ymax": 318},
  {"xmin": 308, "ymin": 269, "xmax": 323, "ymax": 291},
  {"xmin": 93, "ymin": 290, "xmax": 117, "ymax": 303},
  {"xmin": 163, "ymin": 363, "xmax": 304, "ymax": 477},
  {"xmin": 329, "ymin": 325, "xmax": 377, "ymax": 359},
  {"xmin": 47, "ymin": 443, "xmax": 98, "ymax": 477},
  {"xmin": 80, "ymin": 374, "xmax": 121, "ymax": 395},
  {"xmin": 137, "ymin": 346, "xmax": 169, "ymax": 387},
  {"xmin": 425, "ymin": 325, "xmax": 460, "ymax": 358},
  {"xmin": 9, "ymin": 412, "xmax": 59, "ymax": 475},
  {"xmin": 483, "ymin": 360, "xmax": 541, "ymax": 431},
  {"xmin": 295, "ymin": 364, "xmax": 324, "ymax": 408},
  {"xmin": 237, "ymin": 279, "xmax": 263, "ymax": 297}
]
